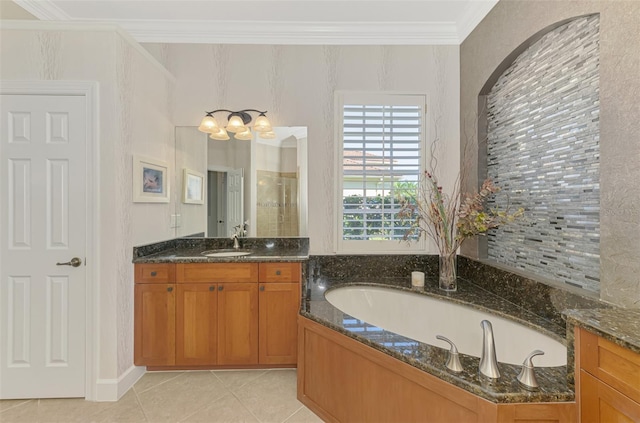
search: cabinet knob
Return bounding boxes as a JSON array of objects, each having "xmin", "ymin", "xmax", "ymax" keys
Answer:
[
  {"xmin": 150, "ymin": 271, "xmax": 157, "ymax": 277},
  {"xmin": 218, "ymin": 286, "xmax": 224, "ymax": 291},
  {"xmin": 209, "ymin": 286, "xmax": 215, "ymax": 291},
  {"xmin": 260, "ymin": 285, "xmax": 265, "ymax": 292},
  {"xmin": 275, "ymin": 270, "xmax": 281, "ymax": 275},
  {"xmin": 167, "ymin": 287, "xmax": 173, "ymax": 292}
]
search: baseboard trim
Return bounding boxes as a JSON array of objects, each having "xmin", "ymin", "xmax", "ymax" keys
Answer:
[{"xmin": 95, "ymin": 366, "xmax": 145, "ymax": 401}]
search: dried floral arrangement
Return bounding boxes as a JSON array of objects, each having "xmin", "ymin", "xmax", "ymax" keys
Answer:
[{"xmin": 398, "ymin": 171, "xmax": 524, "ymax": 257}]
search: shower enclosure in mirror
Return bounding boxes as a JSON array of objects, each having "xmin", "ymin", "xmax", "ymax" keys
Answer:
[{"xmin": 174, "ymin": 126, "xmax": 308, "ymax": 238}]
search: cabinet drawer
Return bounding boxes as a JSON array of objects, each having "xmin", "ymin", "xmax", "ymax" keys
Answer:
[
  {"xmin": 176, "ymin": 263, "xmax": 258, "ymax": 283},
  {"xmin": 579, "ymin": 328, "xmax": 640, "ymax": 404},
  {"xmin": 259, "ymin": 263, "xmax": 301, "ymax": 283},
  {"xmin": 135, "ymin": 263, "xmax": 176, "ymax": 283}
]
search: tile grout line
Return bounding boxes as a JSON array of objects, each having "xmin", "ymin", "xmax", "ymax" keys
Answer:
[
  {"xmin": 134, "ymin": 371, "xmax": 185, "ymax": 395},
  {"xmin": 226, "ymin": 370, "xmax": 272, "ymax": 423},
  {"xmin": 281, "ymin": 404, "xmax": 306, "ymax": 423},
  {"xmin": 177, "ymin": 372, "xmax": 235, "ymax": 422},
  {"xmin": 211, "ymin": 369, "xmax": 270, "ymax": 391},
  {"xmin": 0, "ymin": 399, "xmax": 34, "ymax": 414},
  {"xmin": 132, "ymin": 383, "xmax": 151, "ymax": 422},
  {"xmin": 216, "ymin": 369, "xmax": 270, "ymax": 423},
  {"xmin": 228, "ymin": 388, "xmax": 263, "ymax": 423}
]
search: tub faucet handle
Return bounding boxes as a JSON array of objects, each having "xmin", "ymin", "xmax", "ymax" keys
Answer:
[
  {"xmin": 517, "ymin": 349, "xmax": 545, "ymax": 390},
  {"xmin": 435, "ymin": 335, "xmax": 463, "ymax": 373}
]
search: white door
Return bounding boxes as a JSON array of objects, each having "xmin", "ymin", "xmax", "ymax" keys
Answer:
[
  {"xmin": 215, "ymin": 172, "xmax": 226, "ymax": 236},
  {"xmin": 0, "ymin": 94, "xmax": 87, "ymax": 399},
  {"xmin": 226, "ymin": 168, "xmax": 244, "ymax": 236}
]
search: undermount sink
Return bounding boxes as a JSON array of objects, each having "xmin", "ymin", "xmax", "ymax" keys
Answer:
[{"xmin": 201, "ymin": 249, "xmax": 252, "ymax": 258}]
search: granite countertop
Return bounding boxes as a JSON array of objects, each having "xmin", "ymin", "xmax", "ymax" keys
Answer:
[
  {"xmin": 302, "ymin": 276, "xmax": 574, "ymax": 404},
  {"xmin": 563, "ymin": 308, "xmax": 640, "ymax": 354},
  {"xmin": 133, "ymin": 246, "xmax": 308, "ymax": 263},
  {"xmin": 132, "ymin": 237, "xmax": 309, "ymax": 263}
]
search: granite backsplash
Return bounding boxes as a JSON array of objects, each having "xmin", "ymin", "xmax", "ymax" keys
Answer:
[{"xmin": 306, "ymin": 254, "xmax": 606, "ymax": 333}]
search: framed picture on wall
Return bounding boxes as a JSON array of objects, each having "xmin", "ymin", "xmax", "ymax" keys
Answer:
[
  {"xmin": 133, "ymin": 155, "xmax": 170, "ymax": 203},
  {"xmin": 182, "ymin": 168, "xmax": 205, "ymax": 204}
]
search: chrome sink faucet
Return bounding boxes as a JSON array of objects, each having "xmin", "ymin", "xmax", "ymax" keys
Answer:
[
  {"xmin": 231, "ymin": 233, "xmax": 240, "ymax": 249},
  {"xmin": 479, "ymin": 320, "xmax": 501, "ymax": 379},
  {"xmin": 231, "ymin": 225, "xmax": 241, "ymax": 249},
  {"xmin": 231, "ymin": 221, "xmax": 249, "ymax": 249}
]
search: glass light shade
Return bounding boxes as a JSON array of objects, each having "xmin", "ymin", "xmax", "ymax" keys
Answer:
[
  {"xmin": 235, "ymin": 128, "xmax": 252, "ymax": 141},
  {"xmin": 259, "ymin": 130, "xmax": 276, "ymax": 139},
  {"xmin": 198, "ymin": 115, "xmax": 219, "ymax": 133},
  {"xmin": 209, "ymin": 127, "xmax": 230, "ymax": 141},
  {"xmin": 226, "ymin": 115, "xmax": 247, "ymax": 133},
  {"xmin": 252, "ymin": 115, "xmax": 272, "ymax": 132}
]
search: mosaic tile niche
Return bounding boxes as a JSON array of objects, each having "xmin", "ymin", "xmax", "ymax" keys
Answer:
[{"xmin": 486, "ymin": 15, "xmax": 600, "ymax": 293}]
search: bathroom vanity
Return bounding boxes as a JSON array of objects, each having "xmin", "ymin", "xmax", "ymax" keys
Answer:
[
  {"xmin": 132, "ymin": 237, "xmax": 308, "ymax": 370},
  {"xmin": 565, "ymin": 309, "xmax": 640, "ymax": 422}
]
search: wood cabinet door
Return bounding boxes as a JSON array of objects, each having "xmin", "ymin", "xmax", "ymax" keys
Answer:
[
  {"xmin": 134, "ymin": 284, "xmax": 175, "ymax": 366},
  {"xmin": 579, "ymin": 328, "xmax": 640, "ymax": 404},
  {"xmin": 259, "ymin": 283, "xmax": 300, "ymax": 365},
  {"xmin": 176, "ymin": 284, "xmax": 217, "ymax": 366},
  {"xmin": 217, "ymin": 283, "xmax": 259, "ymax": 365},
  {"xmin": 580, "ymin": 370, "xmax": 640, "ymax": 422}
]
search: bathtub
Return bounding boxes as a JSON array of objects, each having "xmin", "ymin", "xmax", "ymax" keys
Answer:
[{"xmin": 325, "ymin": 285, "xmax": 566, "ymax": 367}]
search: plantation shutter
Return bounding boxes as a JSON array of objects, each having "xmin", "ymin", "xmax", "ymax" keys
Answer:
[{"xmin": 341, "ymin": 95, "xmax": 424, "ymax": 242}]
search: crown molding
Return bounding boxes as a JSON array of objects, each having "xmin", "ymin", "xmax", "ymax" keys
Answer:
[
  {"xmin": 13, "ymin": 0, "xmax": 70, "ymax": 20},
  {"xmin": 119, "ymin": 20, "xmax": 459, "ymax": 45},
  {"xmin": 456, "ymin": 0, "xmax": 499, "ymax": 43},
  {"xmin": 10, "ymin": 0, "xmax": 492, "ymax": 45}
]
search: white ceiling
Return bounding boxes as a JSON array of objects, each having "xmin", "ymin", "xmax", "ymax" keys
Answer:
[{"xmin": 13, "ymin": 0, "xmax": 499, "ymax": 45}]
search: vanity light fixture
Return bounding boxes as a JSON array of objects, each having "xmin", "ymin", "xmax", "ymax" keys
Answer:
[{"xmin": 198, "ymin": 109, "xmax": 273, "ymax": 141}]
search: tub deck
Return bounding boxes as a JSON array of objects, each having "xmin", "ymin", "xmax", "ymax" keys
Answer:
[{"xmin": 301, "ymin": 277, "xmax": 574, "ymax": 404}]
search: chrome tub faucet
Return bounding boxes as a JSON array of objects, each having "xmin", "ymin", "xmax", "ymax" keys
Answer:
[{"xmin": 479, "ymin": 320, "xmax": 501, "ymax": 379}]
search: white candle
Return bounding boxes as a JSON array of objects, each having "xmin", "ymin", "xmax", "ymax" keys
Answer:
[{"xmin": 411, "ymin": 271, "xmax": 425, "ymax": 287}]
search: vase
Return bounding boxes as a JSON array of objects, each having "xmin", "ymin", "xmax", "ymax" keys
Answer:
[{"xmin": 439, "ymin": 253, "xmax": 457, "ymax": 291}]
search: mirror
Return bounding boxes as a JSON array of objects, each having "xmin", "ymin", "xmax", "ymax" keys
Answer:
[{"xmin": 174, "ymin": 126, "xmax": 308, "ymax": 238}]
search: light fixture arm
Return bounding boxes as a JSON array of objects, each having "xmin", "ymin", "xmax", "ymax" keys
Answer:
[
  {"xmin": 205, "ymin": 109, "xmax": 268, "ymax": 125},
  {"xmin": 199, "ymin": 108, "xmax": 273, "ymax": 140}
]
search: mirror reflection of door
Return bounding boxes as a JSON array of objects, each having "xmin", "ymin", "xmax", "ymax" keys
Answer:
[
  {"xmin": 207, "ymin": 169, "xmax": 244, "ymax": 237},
  {"xmin": 226, "ymin": 168, "xmax": 244, "ymax": 236},
  {"xmin": 207, "ymin": 171, "xmax": 225, "ymax": 237}
]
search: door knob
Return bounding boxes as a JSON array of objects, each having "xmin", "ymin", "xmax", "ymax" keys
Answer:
[{"xmin": 56, "ymin": 257, "xmax": 82, "ymax": 267}]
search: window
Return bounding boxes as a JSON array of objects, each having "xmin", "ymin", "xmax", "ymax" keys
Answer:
[{"xmin": 336, "ymin": 92, "xmax": 426, "ymax": 253}]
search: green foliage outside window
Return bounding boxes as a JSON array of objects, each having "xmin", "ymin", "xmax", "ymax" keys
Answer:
[{"xmin": 342, "ymin": 181, "xmax": 419, "ymax": 240}]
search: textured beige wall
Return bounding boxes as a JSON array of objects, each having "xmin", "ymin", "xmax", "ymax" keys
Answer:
[
  {"xmin": 460, "ymin": 0, "xmax": 640, "ymax": 308},
  {"xmin": 143, "ymin": 43, "xmax": 461, "ymax": 255},
  {"xmin": 1, "ymin": 25, "xmax": 175, "ymax": 385},
  {"xmin": 0, "ymin": 1, "xmax": 36, "ymax": 19},
  {"xmin": 175, "ymin": 127, "xmax": 208, "ymax": 237}
]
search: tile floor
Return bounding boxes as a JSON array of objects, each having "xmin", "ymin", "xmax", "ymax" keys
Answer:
[{"xmin": 0, "ymin": 369, "xmax": 324, "ymax": 423}]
